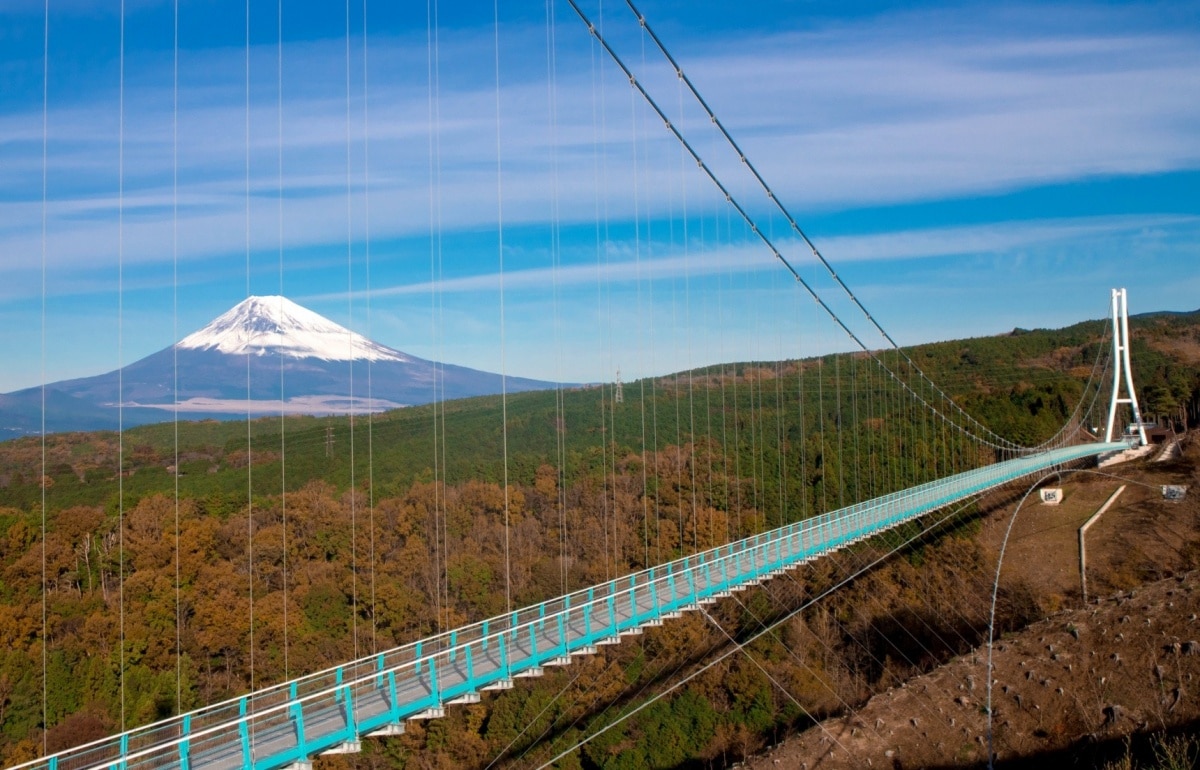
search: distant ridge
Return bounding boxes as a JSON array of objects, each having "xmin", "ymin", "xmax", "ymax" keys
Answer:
[{"xmin": 0, "ymin": 296, "xmax": 563, "ymax": 437}]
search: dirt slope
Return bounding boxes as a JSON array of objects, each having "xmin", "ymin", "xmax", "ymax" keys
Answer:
[{"xmin": 746, "ymin": 438, "xmax": 1200, "ymax": 769}]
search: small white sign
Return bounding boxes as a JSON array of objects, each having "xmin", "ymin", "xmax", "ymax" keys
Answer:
[
  {"xmin": 1040, "ymin": 488, "xmax": 1062, "ymax": 505},
  {"xmin": 1163, "ymin": 485, "xmax": 1188, "ymax": 501}
]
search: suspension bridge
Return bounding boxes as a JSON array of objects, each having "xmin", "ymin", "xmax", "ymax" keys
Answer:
[
  {"xmin": 14, "ymin": 438, "xmax": 1136, "ymax": 770},
  {"xmin": 4, "ymin": 0, "xmax": 1167, "ymax": 769}
]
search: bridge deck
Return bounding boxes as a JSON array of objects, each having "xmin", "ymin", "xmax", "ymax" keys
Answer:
[{"xmin": 18, "ymin": 442, "xmax": 1128, "ymax": 770}]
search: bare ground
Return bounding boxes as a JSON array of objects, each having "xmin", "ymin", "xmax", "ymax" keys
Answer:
[{"xmin": 745, "ymin": 437, "xmax": 1200, "ymax": 769}]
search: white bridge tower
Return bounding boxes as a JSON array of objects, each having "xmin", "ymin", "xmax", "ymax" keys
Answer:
[{"xmin": 1103, "ymin": 287, "xmax": 1148, "ymax": 446}]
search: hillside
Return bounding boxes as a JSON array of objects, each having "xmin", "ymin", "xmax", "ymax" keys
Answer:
[
  {"xmin": 0, "ymin": 296, "xmax": 563, "ymax": 439},
  {"xmin": 748, "ymin": 438, "xmax": 1200, "ymax": 769},
  {"xmin": 4, "ymin": 308, "xmax": 1199, "ymax": 517},
  {"xmin": 0, "ymin": 308, "xmax": 1197, "ymax": 766}
]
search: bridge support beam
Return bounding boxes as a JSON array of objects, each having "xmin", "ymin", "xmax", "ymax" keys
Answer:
[
  {"xmin": 319, "ymin": 741, "xmax": 362, "ymax": 755},
  {"xmin": 482, "ymin": 678, "xmax": 514, "ymax": 691}
]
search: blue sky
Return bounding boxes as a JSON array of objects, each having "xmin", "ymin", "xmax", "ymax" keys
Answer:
[{"xmin": 0, "ymin": 0, "xmax": 1198, "ymax": 393}]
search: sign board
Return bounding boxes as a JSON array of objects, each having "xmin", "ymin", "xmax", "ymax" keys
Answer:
[
  {"xmin": 1163, "ymin": 485, "xmax": 1188, "ymax": 501},
  {"xmin": 1040, "ymin": 488, "xmax": 1062, "ymax": 505}
]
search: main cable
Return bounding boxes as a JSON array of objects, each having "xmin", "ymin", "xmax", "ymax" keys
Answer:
[
  {"xmin": 566, "ymin": 0, "xmax": 1018, "ymax": 459},
  {"xmin": 623, "ymin": 0, "xmax": 1021, "ymax": 453}
]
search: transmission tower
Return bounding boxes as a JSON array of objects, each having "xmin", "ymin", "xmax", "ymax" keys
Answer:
[
  {"xmin": 1103, "ymin": 287, "xmax": 1148, "ymax": 446},
  {"xmin": 614, "ymin": 368, "xmax": 624, "ymax": 405}
]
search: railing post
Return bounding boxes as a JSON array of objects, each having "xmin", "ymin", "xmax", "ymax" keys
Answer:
[
  {"xmin": 289, "ymin": 681, "xmax": 308, "ymax": 755},
  {"xmin": 386, "ymin": 670, "xmax": 400, "ymax": 722},
  {"xmin": 179, "ymin": 714, "xmax": 191, "ymax": 770},
  {"xmin": 343, "ymin": 684, "xmax": 358, "ymax": 740},
  {"xmin": 238, "ymin": 697, "xmax": 251, "ymax": 770},
  {"xmin": 585, "ymin": 587, "xmax": 595, "ymax": 643}
]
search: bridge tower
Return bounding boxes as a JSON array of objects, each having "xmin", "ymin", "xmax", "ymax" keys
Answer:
[{"xmin": 1103, "ymin": 287, "xmax": 1148, "ymax": 446}]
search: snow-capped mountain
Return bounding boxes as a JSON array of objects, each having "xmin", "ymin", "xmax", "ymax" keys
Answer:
[
  {"xmin": 1, "ymin": 296, "xmax": 562, "ymax": 435},
  {"xmin": 178, "ymin": 296, "xmax": 408, "ymax": 363}
]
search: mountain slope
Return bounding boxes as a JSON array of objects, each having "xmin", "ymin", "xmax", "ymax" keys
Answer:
[
  {"xmin": 176, "ymin": 295, "xmax": 407, "ymax": 362},
  {"xmin": 0, "ymin": 296, "xmax": 563, "ymax": 435}
]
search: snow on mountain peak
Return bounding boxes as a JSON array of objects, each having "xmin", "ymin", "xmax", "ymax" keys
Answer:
[{"xmin": 177, "ymin": 295, "xmax": 408, "ymax": 363}]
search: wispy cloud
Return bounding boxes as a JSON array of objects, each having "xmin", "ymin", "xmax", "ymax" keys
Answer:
[
  {"xmin": 302, "ymin": 214, "xmax": 1200, "ymax": 303},
  {"xmin": 1, "ymin": 3, "xmax": 1197, "ymax": 286},
  {"xmin": 1, "ymin": 2, "xmax": 1197, "ymax": 391}
]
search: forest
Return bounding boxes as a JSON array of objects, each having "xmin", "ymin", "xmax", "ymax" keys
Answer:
[{"xmin": 0, "ymin": 310, "xmax": 1198, "ymax": 767}]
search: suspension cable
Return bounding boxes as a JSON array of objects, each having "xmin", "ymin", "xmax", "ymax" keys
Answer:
[
  {"xmin": 276, "ymin": 0, "xmax": 289, "ymax": 679},
  {"xmin": 493, "ymin": 0, "xmax": 513, "ymax": 615},
  {"xmin": 622, "ymin": 0, "xmax": 1022, "ymax": 452},
  {"xmin": 362, "ymin": 0, "xmax": 378, "ymax": 658},
  {"xmin": 40, "ymin": 0, "xmax": 50, "ymax": 750},
  {"xmin": 563, "ymin": 0, "xmax": 1022, "ymax": 454},
  {"xmin": 118, "ymin": 0, "xmax": 128, "ymax": 730},
  {"xmin": 343, "ymin": 0, "xmax": 359, "ymax": 669},
  {"xmin": 173, "ymin": 0, "xmax": 183, "ymax": 710}
]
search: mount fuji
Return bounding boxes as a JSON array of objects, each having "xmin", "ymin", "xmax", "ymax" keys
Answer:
[{"xmin": 1, "ymin": 296, "xmax": 564, "ymax": 436}]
